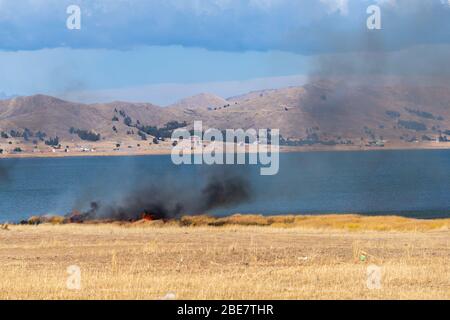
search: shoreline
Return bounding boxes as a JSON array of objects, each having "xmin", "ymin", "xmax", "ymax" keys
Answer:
[
  {"xmin": 3, "ymin": 210, "xmax": 450, "ymax": 225},
  {"xmin": 1, "ymin": 142, "xmax": 450, "ymax": 160},
  {"xmin": 8, "ymin": 214, "xmax": 450, "ymax": 230}
]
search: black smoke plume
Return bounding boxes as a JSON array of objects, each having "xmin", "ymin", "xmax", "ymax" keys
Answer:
[{"xmin": 69, "ymin": 169, "xmax": 252, "ymax": 221}]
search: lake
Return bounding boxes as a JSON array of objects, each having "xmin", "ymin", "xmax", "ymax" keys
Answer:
[{"xmin": 1, "ymin": 149, "xmax": 450, "ymax": 222}]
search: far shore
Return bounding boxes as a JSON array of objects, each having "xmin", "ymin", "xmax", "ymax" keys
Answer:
[{"xmin": 1, "ymin": 141, "xmax": 450, "ymax": 160}]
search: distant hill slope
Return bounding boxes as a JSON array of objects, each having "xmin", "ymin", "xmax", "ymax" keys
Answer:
[
  {"xmin": 0, "ymin": 95, "xmax": 174, "ymax": 140},
  {"xmin": 168, "ymin": 83, "xmax": 450, "ymax": 143},
  {"xmin": 166, "ymin": 93, "xmax": 229, "ymax": 113},
  {"xmin": 1, "ymin": 82, "xmax": 449, "ymax": 144}
]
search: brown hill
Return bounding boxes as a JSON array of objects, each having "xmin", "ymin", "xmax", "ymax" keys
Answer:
[
  {"xmin": 166, "ymin": 93, "xmax": 229, "ymax": 113},
  {"xmin": 1, "ymin": 82, "xmax": 449, "ymax": 145},
  {"xmin": 169, "ymin": 83, "xmax": 450, "ymax": 144},
  {"xmin": 0, "ymin": 95, "xmax": 174, "ymax": 141}
]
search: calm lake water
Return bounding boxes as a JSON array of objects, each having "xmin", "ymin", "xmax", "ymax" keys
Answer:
[{"xmin": 1, "ymin": 150, "xmax": 450, "ymax": 222}]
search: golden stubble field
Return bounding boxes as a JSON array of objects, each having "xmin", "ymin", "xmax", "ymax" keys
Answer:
[{"xmin": 0, "ymin": 215, "xmax": 449, "ymax": 300}]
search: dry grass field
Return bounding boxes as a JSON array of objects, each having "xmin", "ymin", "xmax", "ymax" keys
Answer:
[{"xmin": 0, "ymin": 214, "xmax": 449, "ymax": 300}]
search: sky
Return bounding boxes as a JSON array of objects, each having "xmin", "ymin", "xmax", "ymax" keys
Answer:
[{"xmin": 0, "ymin": 0, "xmax": 450, "ymax": 105}]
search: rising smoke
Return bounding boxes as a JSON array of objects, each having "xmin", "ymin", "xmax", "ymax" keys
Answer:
[
  {"xmin": 297, "ymin": 0, "xmax": 450, "ymax": 136},
  {"xmin": 70, "ymin": 168, "xmax": 252, "ymax": 221},
  {"xmin": 290, "ymin": 1, "xmax": 450, "ymax": 212},
  {"xmin": 306, "ymin": 0, "xmax": 450, "ymax": 83}
]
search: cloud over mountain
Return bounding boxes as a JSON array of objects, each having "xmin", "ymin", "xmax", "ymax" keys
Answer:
[{"xmin": 1, "ymin": 0, "xmax": 450, "ymax": 53}]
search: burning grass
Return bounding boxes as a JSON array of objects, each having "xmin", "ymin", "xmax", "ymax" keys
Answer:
[{"xmin": 17, "ymin": 213, "xmax": 450, "ymax": 232}]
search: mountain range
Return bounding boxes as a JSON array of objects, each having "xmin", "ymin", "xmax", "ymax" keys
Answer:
[{"xmin": 1, "ymin": 81, "xmax": 450, "ymax": 145}]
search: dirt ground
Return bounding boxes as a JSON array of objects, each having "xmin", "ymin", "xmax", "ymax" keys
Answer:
[
  {"xmin": 0, "ymin": 216, "xmax": 448, "ymax": 300},
  {"xmin": 2, "ymin": 139, "xmax": 450, "ymax": 159}
]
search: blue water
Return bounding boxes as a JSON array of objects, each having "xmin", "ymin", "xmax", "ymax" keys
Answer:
[{"xmin": 1, "ymin": 150, "xmax": 450, "ymax": 222}]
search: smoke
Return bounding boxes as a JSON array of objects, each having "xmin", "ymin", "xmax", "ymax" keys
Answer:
[
  {"xmin": 70, "ymin": 168, "xmax": 252, "ymax": 221},
  {"xmin": 305, "ymin": 0, "xmax": 450, "ymax": 82},
  {"xmin": 293, "ymin": 0, "xmax": 450, "ymax": 140},
  {"xmin": 286, "ymin": 1, "xmax": 450, "ymax": 214},
  {"xmin": 202, "ymin": 175, "xmax": 250, "ymax": 210}
]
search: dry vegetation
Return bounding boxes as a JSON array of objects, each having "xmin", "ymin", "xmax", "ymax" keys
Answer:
[
  {"xmin": 180, "ymin": 214, "xmax": 450, "ymax": 231},
  {"xmin": 0, "ymin": 214, "xmax": 449, "ymax": 300}
]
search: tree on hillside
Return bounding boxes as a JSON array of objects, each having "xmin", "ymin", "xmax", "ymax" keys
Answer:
[{"xmin": 45, "ymin": 136, "xmax": 59, "ymax": 146}]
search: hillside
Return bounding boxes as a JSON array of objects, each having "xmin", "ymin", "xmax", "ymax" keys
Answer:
[
  {"xmin": 166, "ymin": 93, "xmax": 229, "ymax": 113},
  {"xmin": 1, "ymin": 82, "xmax": 450, "ymax": 149},
  {"xmin": 0, "ymin": 95, "xmax": 174, "ymax": 141},
  {"xmin": 167, "ymin": 82, "xmax": 450, "ymax": 145}
]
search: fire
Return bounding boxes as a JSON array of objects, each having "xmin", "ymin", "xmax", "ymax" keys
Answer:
[
  {"xmin": 141, "ymin": 213, "xmax": 156, "ymax": 221},
  {"xmin": 68, "ymin": 210, "xmax": 84, "ymax": 223}
]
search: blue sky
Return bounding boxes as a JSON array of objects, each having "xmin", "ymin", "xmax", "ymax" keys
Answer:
[{"xmin": 0, "ymin": 0, "xmax": 450, "ymax": 104}]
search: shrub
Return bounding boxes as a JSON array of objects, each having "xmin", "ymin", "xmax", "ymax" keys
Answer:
[
  {"xmin": 35, "ymin": 131, "xmax": 47, "ymax": 141},
  {"xmin": 139, "ymin": 121, "xmax": 187, "ymax": 139},
  {"xmin": 405, "ymin": 108, "xmax": 443, "ymax": 120},
  {"xmin": 45, "ymin": 136, "xmax": 59, "ymax": 146},
  {"xmin": 386, "ymin": 110, "xmax": 400, "ymax": 119},
  {"xmin": 9, "ymin": 130, "xmax": 23, "ymax": 138},
  {"xmin": 398, "ymin": 120, "xmax": 427, "ymax": 131},
  {"xmin": 138, "ymin": 131, "xmax": 147, "ymax": 140},
  {"xmin": 124, "ymin": 116, "xmax": 133, "ymax": 126},
  {"xmin": 405, "ymin": 108, "xmax": 434, "ymax": 119},
  {"xmin": 69, "ymin": 128, "xmax": 101, "ymax": 141},
  {"xmin": 78, "ymin": 130, "xmax": 100, "ymax": 141}
]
